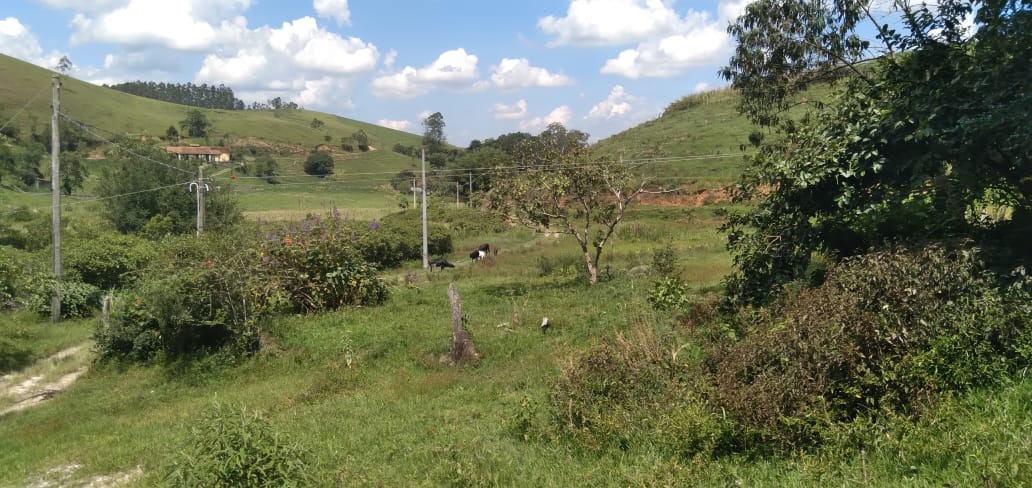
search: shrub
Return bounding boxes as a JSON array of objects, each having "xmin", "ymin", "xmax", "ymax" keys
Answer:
[
  {"xmin": 64, "ymin": 232, "xmax": 156, "ymax": 289},
  {"xmin": 165, "ymin": 402, "xmax": 312, "ymax": 487},
  {"xmin": 651, "ymin": 241, "xmax": 679, "ymax": 276},
  {"xmin": 0, "ymin": 246, "xmax": 28, "ymax": 305},
  {"xmin": 303, "ymin": 150, "xmax": 333, "ymax": 176},
  {"xmin": 95, "ymin": 233, "xmax": 262, "ymax": 361},
  {"xmin": 712, "ymin": 246, "xmax": 1032, "ymax": 448},
  {"xmin": 549, "ymin": 325, "xmax": 734, "ymax": 457},
  {"xmin": 647, "ymin": 276, "xmax": 692, "ymax": 311},
  {"xmin": 258, "ymin": 214, "xmax": 389, "ymax": 312},
  {"xmin": 26, "ymin": 278, "xmax": 101, "ymax": 319}
]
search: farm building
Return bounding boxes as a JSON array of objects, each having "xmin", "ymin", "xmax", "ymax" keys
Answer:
[{"xmin": 165, "ymin": 145, "xmax": 232, "ymax": 163}]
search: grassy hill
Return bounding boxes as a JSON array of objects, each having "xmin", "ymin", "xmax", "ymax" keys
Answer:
[{"xmin": 0, "ymin": 53, "xmax": 422, "ymax": 173}]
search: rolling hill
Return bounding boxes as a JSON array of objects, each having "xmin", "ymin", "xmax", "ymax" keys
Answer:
[{"xmin": 0, "ymin": 53, "xmax": 423, "ymax": 174}]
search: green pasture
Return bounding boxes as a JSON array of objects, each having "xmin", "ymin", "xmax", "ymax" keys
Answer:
[{"xmin": 1, "ymin": 202, "xmax": 1028, "ymax": 486}]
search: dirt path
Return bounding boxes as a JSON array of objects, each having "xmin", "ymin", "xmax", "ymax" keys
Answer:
[{"xmin": 1, "ymin": 344, "xmax": 91, "ymax": 416}]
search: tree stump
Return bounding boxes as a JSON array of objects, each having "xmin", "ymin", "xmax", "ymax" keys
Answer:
[{"xmin": 446, "ymin": 282, "xmax": 480, "ymax": 365}]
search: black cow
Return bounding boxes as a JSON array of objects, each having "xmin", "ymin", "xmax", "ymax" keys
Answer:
[{"xmin": 429, "ymin": 259, "xmax": 455, "ymax": 271}]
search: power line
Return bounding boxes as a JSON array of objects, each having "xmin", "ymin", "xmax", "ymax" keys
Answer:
[
  {"xmin": 59, "ymin": 112, "xmax": 196, "ymax": 176},
  {"xmin": 0, "ymin": 85, "xmax": 49, "ymax": 134},
  {"xmin": 0, "ymin": 181, "xmax": 190, "ymax": 218},
  {"xmin": 219, "ymin": 153, "xmax": 748, "ymax": 182}
]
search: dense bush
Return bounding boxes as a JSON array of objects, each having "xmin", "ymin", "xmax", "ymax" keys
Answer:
[
  {"xmin": 165, "ymin": 402, "xmax": 312, "ymax": 487},
  {"xmin": 712, "ymin": 246, "xmax": 1032, "ymax": 448},
  {"xmin": 647, "ymin": 276, "xmax": 692, "ymax": 311},
  {"xmin": 26, "ymin": 278, "xmax": 101, "ymax": 319},
  {"xmin": 64, "ymin": 232, "xmax": 156, "ymax": 289},
  {"xmin": 550, "ymin": 325, "xmax": 734, "ymax": 457},
  {"xmin": 0, "ymin": 246, "xmax": 29, "ymax": 306},
  {"xmin": 258, "ymin": 214, "xmax": 389, "ymax": 313},
  {"xmin": 95, "ymin": 234, "xmax": 261, "ymax": 361},
  {"xmin": 303, "ymin": 150, "xmax": 334, "ymax": 176}
]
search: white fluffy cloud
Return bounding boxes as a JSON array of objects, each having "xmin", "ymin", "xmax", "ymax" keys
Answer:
[
  {"xmin": 0, "ymin": 17, "xmax": 45, "ymax": 62},
  {"xmin": 188, "ymin": 16, "xmax": 377, "ymax": 112},
  {"xmin": 378, "ymin": 119, "xmax": 412, "ymax": 131},
  {"xmin": 492, "ymin": 99, "xmax": 528, "ymax": 120},
  {"xmin": 519, "ymin": 105, "xmax": 572, "ymax": 132},
  {"xmin": 313, "ymin": 0, "xmax": 351, "ymax": 26},
  {"xmin": 586, "ymin": 85, "xmax": 635, "ymax": 119},
  {"xmin": 0, "ymin": 17, "xmax": 65, "ymax": 68},
  {"xmin": 295, "ymin": 77, "xmax": 354, "ymax": 111},
  {"xmin": 542, "ymin": 0, "xmax": 748, "ymax": 79},
  {"xmin": 538, "ymin": 0, "xmax": 689, "ymax": 46},
  {"xmin": 490, "ymin": 58, "xmax": 573, "ymax": 90},
  {"xmin": 370, "ymin": 48, "xmax": 480, "ymax": 99},
  {"xmin": 68, "ymin": 1, "xmax": 252, "ymax": 51},
  {"xmin": 266, "ymin": 17, "xmax": 378, "ymax": 73},
  {"xmin": 600, "ymin": 23, "xmax": 730, "ymax": 78}
]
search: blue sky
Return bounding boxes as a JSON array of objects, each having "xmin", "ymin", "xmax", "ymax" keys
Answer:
[{"xmin": 1, "ymin": 0, "xmax": 750, "ymax": 146}]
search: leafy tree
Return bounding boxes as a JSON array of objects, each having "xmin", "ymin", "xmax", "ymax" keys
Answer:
[
  {"xmin": 96, "ymin": 141, "xmax": 240, "ymax": 234},
  {"xmin": 0, "ymin": 137, "xmax": 44, "ymax": 186},
  {"xmin": 59, "ymin": 152, "xmax": 87, "ymax": 195},
  {"xmin": 422, "ymin": 112, "xmax": 446, "ymax": 149},
  {"xmin": 55, "ymin": 56, "xmax": 73, "ymax": 73},
  {"xmin": 718, "ymin": 0, "xmax": 1032, "ymax": 307},
  {"xmin": 179, "ymin": 109, "xmax": 211, "ymax": 138},
  {"xmin": 352, "ymin": 129, "xmax": 369, "ymax": 151},
  {"xmin": 251, "ymin": 156, "xmax": 280, "ymax": 183},
  {"xmin": 303, "ymin": 151, "xmax": 334, "ymax": 177},
  {"xmin": 453, "ymin": 146, "xmax": 511, "ymax": 195},
  {"xmin": 165, "ymin": 125, "xmax": 179, "ymax": 142},
  {"xmin": 310, "ymin": 118, "xmax": 324, "ymax": 129},
  {"xmin": 489, "ymin": 123, "xmax": 654, "ymax": 285}
]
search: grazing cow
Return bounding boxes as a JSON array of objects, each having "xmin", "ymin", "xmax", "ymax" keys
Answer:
[
  {"xmin": 469, "ymin": 243, "xmax": 490, "ymax": 262},
  {"xmin": 429, "ymin": 258, "xmax": 455, "ymax": 271}
]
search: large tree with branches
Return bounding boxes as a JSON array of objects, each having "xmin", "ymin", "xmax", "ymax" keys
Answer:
[
  {"xmin": 488, "ymin": 123, "xmax": 657, "ymax": 285},
  {"xmin": 719, "ymin": 0, "xmax": 1031, "ymax": 307}
]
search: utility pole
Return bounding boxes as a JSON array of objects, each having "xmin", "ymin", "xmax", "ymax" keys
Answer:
[
  {"xmin": 468, "ymin": 172, "xmax": 473, "ymax": 205},
  {"xmin": 421, "ymin": 148, "xmax": 429, "ymax": 269},
  {"xmin": 411, "ymin": 178, "xmax": 417, "ymax": 208},
  {"xmin": 50, "ymin": 75, "xmax": 61, "ymax": 322},
  {"xmin": 456, "ymin": 181, "xmax": 460, "ymax": 207},
  {"xmin": 190, "ymin": 165, "xmax": 208, "ymax": 236}
]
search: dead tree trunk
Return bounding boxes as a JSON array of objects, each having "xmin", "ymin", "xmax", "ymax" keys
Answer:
[{"xmin": 446, "ymin": 282, "xmax": 480, "ymax": 365}]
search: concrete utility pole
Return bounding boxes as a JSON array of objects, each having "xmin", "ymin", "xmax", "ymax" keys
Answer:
[
  {"xmin": 421, "ymin": 149, "xmax": 429, "ymax": 269},
  {"xmin": 190, "ymin": 165, "xmax": 208, "ymax": 236},
  {"xmin": 468, "ymin": 172, "xmax": 473, "ymax": 206},
  {"xmin": 50, "ymin": 75, "xmax": 61, "ymax": 322},
  {"xmin": 455, "ymin": 181, "xmax": 460, "ymax": 207}
]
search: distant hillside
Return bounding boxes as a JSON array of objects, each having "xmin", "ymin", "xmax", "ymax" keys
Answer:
[
  {"xmin": 591, "ymin": 88, "xmax": 756, "ymax": 186},
  {"xmin": 0, "ymin": 54, "xmax": 423, "ymax": 174},
  {"xmin": 593, "ymin": 86, "xmax": 830, "ymax": 187}
]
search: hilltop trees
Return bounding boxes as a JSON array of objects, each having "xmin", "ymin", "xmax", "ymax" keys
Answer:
[
  {"xmin": 107, "ymin": 81, "xmax": 245, "ymax": 110},
  {"xmin": 718, "ymin": 0, "xmax": 1032, "ymax": 307},
  {"xmin": 489, "ymin": 123, "xmax": 652, "ymax": 285}
]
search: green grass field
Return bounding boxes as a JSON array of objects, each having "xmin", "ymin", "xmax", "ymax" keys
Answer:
[
  {"xmin": 2, "ymin": 49, "xmax": 1027, "ymax": 487},
  {"xmin": 1, "ymin": 205, "xmax": 1028, "ymax": 486}
]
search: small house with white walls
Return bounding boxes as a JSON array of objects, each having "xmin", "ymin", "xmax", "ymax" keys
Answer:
[{"xmin": 165, "ymin": 145, "xmax": 231, "ymax": 163}]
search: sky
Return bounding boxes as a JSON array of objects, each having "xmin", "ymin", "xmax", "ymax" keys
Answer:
[{"xmin": 0, "ymin": 0, "xmax": 750, "ymax": 147}]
